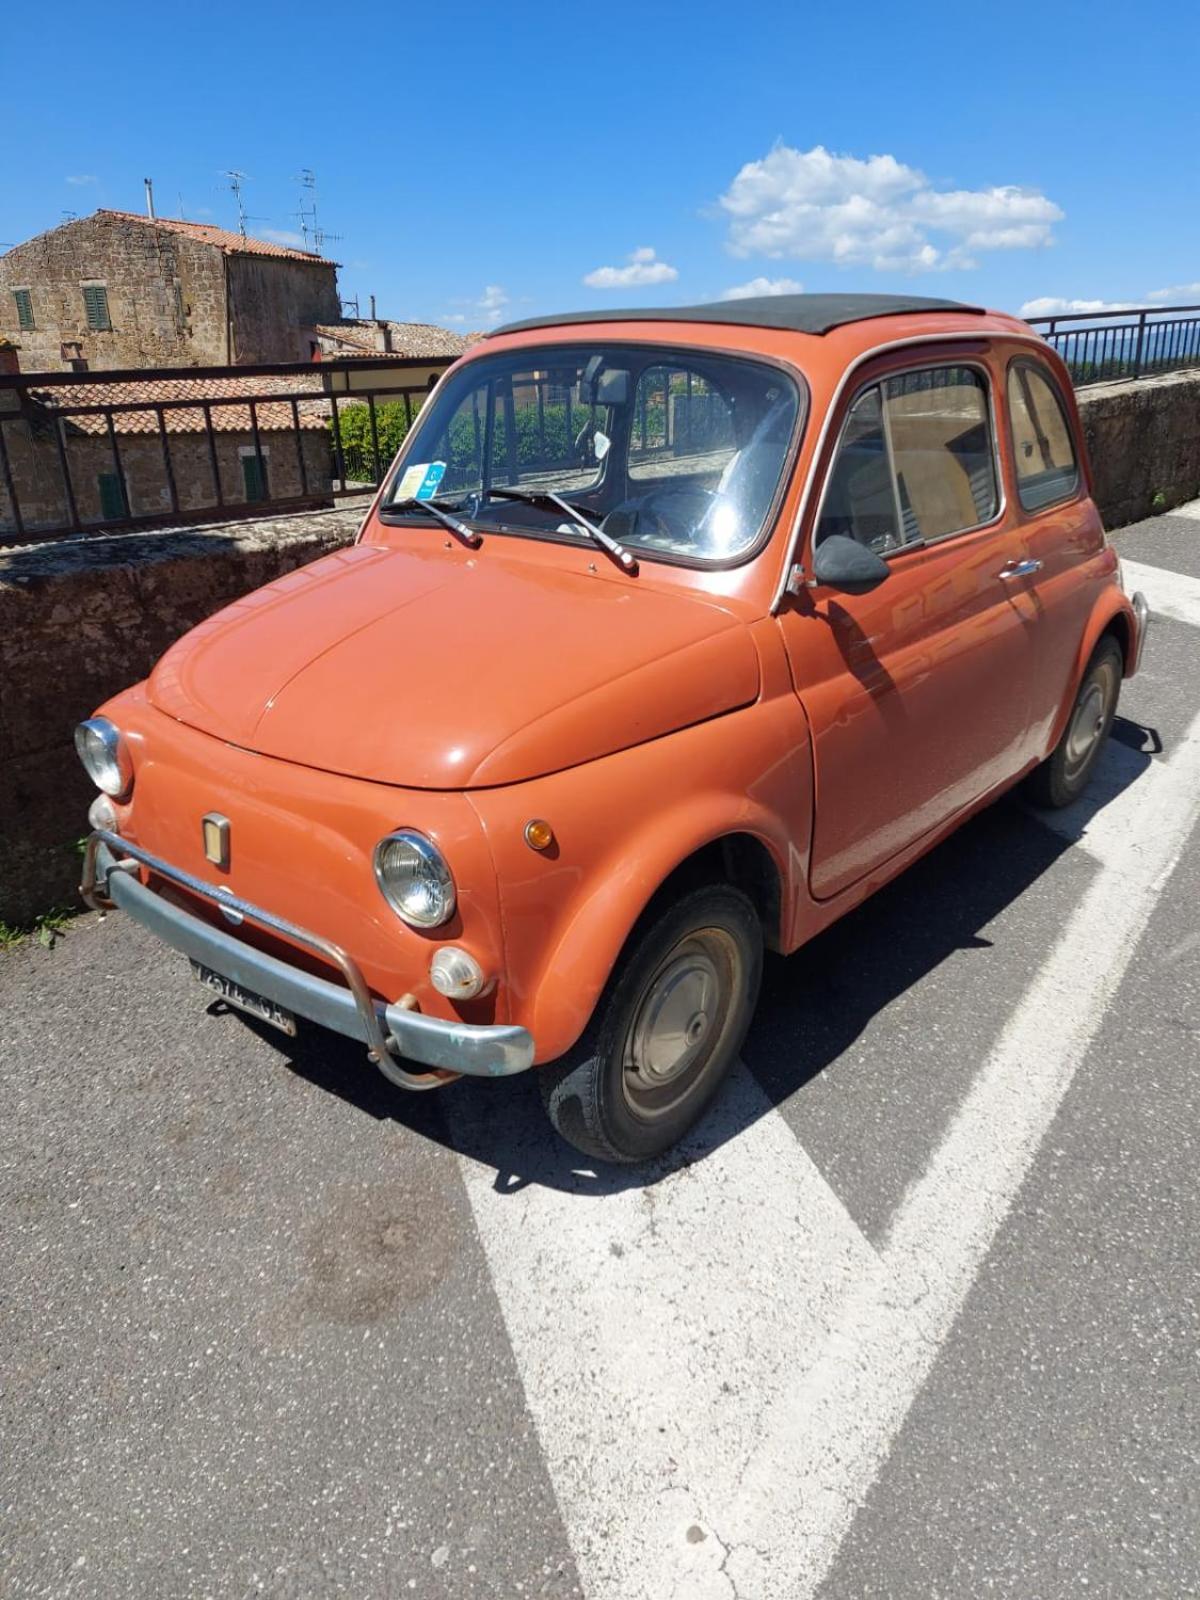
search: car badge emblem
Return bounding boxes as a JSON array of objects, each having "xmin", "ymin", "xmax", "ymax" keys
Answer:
[{"xmin": 201, "ymin": 812, "xmax": 231, "ymax": 870}]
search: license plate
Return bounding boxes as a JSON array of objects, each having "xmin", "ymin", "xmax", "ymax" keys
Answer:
[{"xmin": 190, "ymin": 960, "xmax": 297, "ymax": 1036}]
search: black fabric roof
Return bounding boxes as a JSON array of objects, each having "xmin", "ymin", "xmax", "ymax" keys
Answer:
[{"xmin": 488, "ymin": 293, "xmax": 987, "ymax": 340}]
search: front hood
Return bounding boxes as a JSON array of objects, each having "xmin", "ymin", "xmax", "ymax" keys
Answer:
[{"xmin": 148, "ymin": 543, "xmax": 760, "ymax": 788}]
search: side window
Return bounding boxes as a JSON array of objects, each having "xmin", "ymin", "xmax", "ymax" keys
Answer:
[
  {"xmin": 82, "ymin": 283, "xmax": 111, "ymax": 332},
  {"xmin": 628, "ymin": 365, "xmax": 736, "ymax": 484},
  {"xmin": 815, "ymin": 364, "xmax": 997, "ymax": 552},
  {"xmin": 1007, "ymin": 362, "xmax": 1079, "ymax": 511}
]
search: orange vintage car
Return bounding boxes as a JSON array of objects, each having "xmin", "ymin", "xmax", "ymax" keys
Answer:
[{"xmin": 78, "ymin": 294, "xmax": 1149, "ymax": 1162}]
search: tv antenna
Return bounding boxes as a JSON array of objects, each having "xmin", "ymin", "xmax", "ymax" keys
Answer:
[
  {"xmin": 223, "ymin": 170, "xmax": 268, "ymax": 237},
  {"xmin": 292, "ymin": 168, "xmax": 342, "ymax": 255}
]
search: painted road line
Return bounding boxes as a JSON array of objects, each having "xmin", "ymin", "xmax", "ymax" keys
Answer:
[
  {"xmin": 452, "ymin": 698, "xmax": 1200, "ymax": 1598},
  {"xmin": 1122, "ymin": 558, "xmax": 1200, "ymax": 630},
  {"xmin": 727, "ymin": 700, "xmax": 1200, "ymax": 1598},
  {"xmin": 451, "ymin": 1063, "xmax": 877, "ymax": 1600},
  {"xmin": 1164, "ymin": 496, "xmax": 1200, "ymax": 522}
]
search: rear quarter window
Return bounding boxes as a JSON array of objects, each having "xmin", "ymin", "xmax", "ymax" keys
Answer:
[{"xmin": 1007, "ymin": 360, "xmax": 1080, "ymax": 512}]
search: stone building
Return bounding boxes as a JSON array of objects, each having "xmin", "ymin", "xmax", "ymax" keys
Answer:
[
  {"xmin": 1, "ymin": 374, "xmax": 332, "ymax": 539},
  {"xmin": 312, "ymin": 318, "xmax": 475, "ymax": 394},
  {"xmin": 0, "ymin": 211, "xmax": 341, "ymax": 373}
]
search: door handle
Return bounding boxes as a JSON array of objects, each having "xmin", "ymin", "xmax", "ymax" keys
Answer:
[{"xmin": 997, "ymin": 559, "xmax": 1043, "ymax": 580}]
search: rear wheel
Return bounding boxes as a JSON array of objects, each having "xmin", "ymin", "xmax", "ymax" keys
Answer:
[
  {"xmin": 1026, "ymin": 636, "xmax": 1123, "ymax": 809},
  {"xmin": 539, "ymin": 884, "xmax": 763, "ymax": 1164}
]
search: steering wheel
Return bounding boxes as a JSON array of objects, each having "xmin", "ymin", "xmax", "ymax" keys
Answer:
[{"xmin": 632, "ymin": 485, "xmax": 720, "ymax": 542}]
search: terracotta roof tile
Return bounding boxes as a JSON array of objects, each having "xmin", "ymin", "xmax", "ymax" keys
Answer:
[
  {"xmin": 313, "ymin": 320, "xmax": 472, "ymax": 359},
  {"xmin": 97, "ymin": 211, "xmax": 337, "ymax": 267},
  {"xmin": 30, "ymin": 373, "xmax": 330, "ymax": 435}
]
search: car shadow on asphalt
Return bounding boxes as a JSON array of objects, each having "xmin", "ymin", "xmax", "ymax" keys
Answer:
[{"xmin": 250, "ymin": 714, "xmax": 1162, "ymax": 1196}]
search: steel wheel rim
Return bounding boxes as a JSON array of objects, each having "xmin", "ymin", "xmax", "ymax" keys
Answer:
[
  {"xmin": 621, "ymin": 927, "xmax": 742, "ymax": 1121},
  {"xmin": 1064, "ymin": 658, "xmax": 1118, "ymax": 783}
]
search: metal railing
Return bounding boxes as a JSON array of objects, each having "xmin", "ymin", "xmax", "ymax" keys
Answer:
[
  {"xmin": 0, "ymin": 354, "xmax": 453, "ymax": 547},
  {"xmin": 1026, "ymin": 303, "xmax": 1200, "ymax": 385}
]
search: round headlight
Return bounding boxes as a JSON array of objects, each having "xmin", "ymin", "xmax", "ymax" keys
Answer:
[
  {"xmin": 75, "ymin": 717, "xmax": 133, "ymax": 798},
  {"xmin": 373, "ymin": 830, "xmax": 456, "ymax": 928}
]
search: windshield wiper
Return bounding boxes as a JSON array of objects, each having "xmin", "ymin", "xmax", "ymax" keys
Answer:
[
  {"xmin": 384, "ymin": 496, "xmax": 481, "ymax": 548},
  {"xmin": 485, "ymin": 486, "xmax": 637, "ymax": 574}
]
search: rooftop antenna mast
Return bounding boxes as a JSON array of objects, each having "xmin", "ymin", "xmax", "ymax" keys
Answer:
[
  {"xmin": 223, "ymin": 169, "xmax": 251, "ymax": 237},
  {"xmin": 292, "ymin": 167, "xmax": 343, "ymax": 256}
]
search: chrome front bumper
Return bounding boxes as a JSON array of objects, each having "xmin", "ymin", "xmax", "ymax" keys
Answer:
[{"xmin": 81, "ymin": 832, "xmax": 535, "ymax": 1090}]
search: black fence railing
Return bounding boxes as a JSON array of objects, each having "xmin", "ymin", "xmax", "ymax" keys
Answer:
[
  {"xmin": 1026, "ymin": 303, "xmax": 1200, "ymax": 385},
  {"xmin": 0, "ymin": 354, "xmax": 453, "ymax": 547}
]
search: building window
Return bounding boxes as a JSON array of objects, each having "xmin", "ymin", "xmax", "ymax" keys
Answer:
[
  {"xmin": 240, "ymin": 448, "xmax": 270, "ymax": 503},
  {"xmin": 97, "ymin": 471, "xmax": 127, "ymax": 521},
  {"xmin": 13, "ymin": 289, "xmax": 34, "ymax": 331},
  {"xmin": 82, "ymin": 284, "xmax": 111, "ymax": 332}
]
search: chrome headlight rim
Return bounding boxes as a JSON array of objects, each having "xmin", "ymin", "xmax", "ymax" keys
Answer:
[
  {"xmin": 373, "ymin": 829, "xmax": 456, "ymax": 929},
  {"xmin": 74, "ymin": 716, "xmax": 133, "ymax": 799}
]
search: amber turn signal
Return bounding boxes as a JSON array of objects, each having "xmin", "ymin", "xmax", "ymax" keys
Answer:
[{"xmin": 524, "ymin": 818, "xmax": 554, "ymax": 852}]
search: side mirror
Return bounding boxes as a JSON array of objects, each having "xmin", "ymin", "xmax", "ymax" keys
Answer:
[{"xmin": 809, "ymin": 534, "xmax": 889, "ymax": 595}]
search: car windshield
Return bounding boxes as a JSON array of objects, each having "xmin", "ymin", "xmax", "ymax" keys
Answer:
[{"xmin": 380, "ymin": 342, "xmax": 803, "ymax": 565}]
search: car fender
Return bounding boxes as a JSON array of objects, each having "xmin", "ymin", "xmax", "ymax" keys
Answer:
[
  {"xmin": 1047, "ymin": 583, "xmax": 1138, "ymax": 753},
  {"xmin": 469, "ymin": 701, "xmax": 812, "ymax": 1064}
]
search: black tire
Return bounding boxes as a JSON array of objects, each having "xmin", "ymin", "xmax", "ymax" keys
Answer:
[
  {"xmin": 1025, "ymin": 636, "xmax": 1123, "ymax": 809},
  {"xmin": 539, "ymin": 884, "xmax": 763, "ymax": 1164}
]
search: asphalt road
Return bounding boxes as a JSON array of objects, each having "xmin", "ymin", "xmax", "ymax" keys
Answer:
[{"xmin": 2, "ymin": 506, "xmax": 1198, "ymax": 1599}]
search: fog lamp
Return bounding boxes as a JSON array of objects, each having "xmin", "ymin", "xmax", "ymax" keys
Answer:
[
  {"xmin": 88, "ymin": 793, "xmax": 119, "ymax": 834},
  {"xmin": 429, "ymin": 946, "xmax": 488, "ymax": 1000},
  {"xmin": 75, "ymin": 717, "xmax": 133, "ymax": 798}
]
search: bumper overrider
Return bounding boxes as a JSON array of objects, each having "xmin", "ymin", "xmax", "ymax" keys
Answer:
[
  {"xmin": 81, "ymin": 831, "xmax": 535, "ymax": 1091},
  {"xmin": 1130, "ymin": 590, "xmax": 1150, "ymax": 674}
]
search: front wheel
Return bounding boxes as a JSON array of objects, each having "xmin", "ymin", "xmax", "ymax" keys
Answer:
[
  {"xmin": 1026, "ymin": 635, "xmax": 1123, "ymax": 809},
  {"xmin": 539, "ymin": 884, "xmax": 763, "ymax": 1164}
]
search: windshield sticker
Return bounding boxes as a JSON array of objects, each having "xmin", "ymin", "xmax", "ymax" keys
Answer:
[
  {"xmin": 395, "ymin": 461, "xmax": 447, "ymax": 501},
  {"xmin": 593, "ymin": 430, "xmax": 611, "ymax": 460}
]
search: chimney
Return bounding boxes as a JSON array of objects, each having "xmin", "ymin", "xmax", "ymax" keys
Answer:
[
  {"xmin": 369, "ymin": 294, "xmax": 377, "ymax": 319},
  {"xmin": 0, "ymin": 339, "xmax": 19, "ymax": 376},
  {"xmin": 144, "ymin": 178, "xmax": 156, "ymax": 220}
]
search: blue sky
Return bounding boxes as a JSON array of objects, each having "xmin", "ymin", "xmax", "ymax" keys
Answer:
[{"xmin": 3, "ymin": 0, "xmax": 1197, "ymax": 326}]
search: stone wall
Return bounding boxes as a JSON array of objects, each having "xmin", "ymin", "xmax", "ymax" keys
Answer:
[
  {"xmin": 0, "ymin": 214, "xmax": 229, "ymax": 370},
  {"xmin": 1077, "ymin": 368, "xmax": 1200, "ymax": 529},
  {"xmin": 1, "ymin": 420, "xmax": 333, "ymax": 536},
  {"xmin": 0, "ymin": 505, "xmax": 366, "ymax": 925},
  {"xmin": 228, "ymin": 257, "xmax": 342, "ymax": 364}
]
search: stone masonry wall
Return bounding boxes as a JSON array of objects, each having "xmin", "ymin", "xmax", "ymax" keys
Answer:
[
  {"xmin": 0, "ymin": 214, "xmax": 229, "ymax": 370},
  {"xmin": 1, "ymin": 422, "xmax": 333, "ymax": 536},
  {"xmin": 1076, "ymin": 368, "xmax": 1200, "ymax": 529},
  {"xmin": 0, "ymin": 505, "xmax": 366, "ymax": 924},
  {"xmin": 228, "ymin": 257, "xmax": 342, "ymax": 364}
]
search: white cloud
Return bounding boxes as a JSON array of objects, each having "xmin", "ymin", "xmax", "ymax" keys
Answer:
[
  {"xmin": 583, "ymin": 246, "xmax": 679, "ymax": 289},
  {"xmin": 445, "ymin": 285, "xmax": 510, "ymax": 326},
  {"xmin": 1147, "ymin": 282, "xmax": 1200, "ymax": 304},
  {"xmin": 721, "ymin": 276, "xmax": 805, "ymax": 300},
  {"xmin": 263, "ymin": 228, "xmax": 306, "ymax": 247},
  {"xmin": 66, "ymin": 174, "xmax": 97, "ymax": 186},
  {"xmin": 1019, "ymin": 296, "xmax": 1135, "ymax": 318},
  {"xmin": 717, "ymin": 144, "xmax": 1063, "ymax": 273}
]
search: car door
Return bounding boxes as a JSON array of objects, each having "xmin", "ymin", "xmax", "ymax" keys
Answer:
[
  {"xmin": 777, "ymin": 354, "xmax": 1038, "ymax": 901},
  {"xmin": 1003, "ymin": 355, "xmax": 1107, "ymax": 753}
]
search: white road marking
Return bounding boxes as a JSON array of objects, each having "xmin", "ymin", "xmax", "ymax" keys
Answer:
[
  {"xmin": 1122, "ymin": 557, "xmax": 1200, "ymax": 630},
  {"xmin": 452, "ymin": 1066, "xmax": 876, "ymax": 1599},
  {"xmin": 450, "ymin": 626, "xmax": 1200, "ymax": 1600},
  {"xmin": 1163, "ymin": 495, "xmax": 1200, "ymax": 522}
]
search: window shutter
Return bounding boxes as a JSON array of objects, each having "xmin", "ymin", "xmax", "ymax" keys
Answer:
[
  {"xmin": 241, "ymin": 453, "xmax": 268, "ymax": 502},
  {"xmin": 98, "ymin": 472, "xmax": 126, "ymax": 520},
  {"xmin": 83, "ymin": 285, "xmax": 111, "ymax": 331},
  {"xmin": 13, "ymin": 289, "xmax": 34, "ymax": 331}
]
